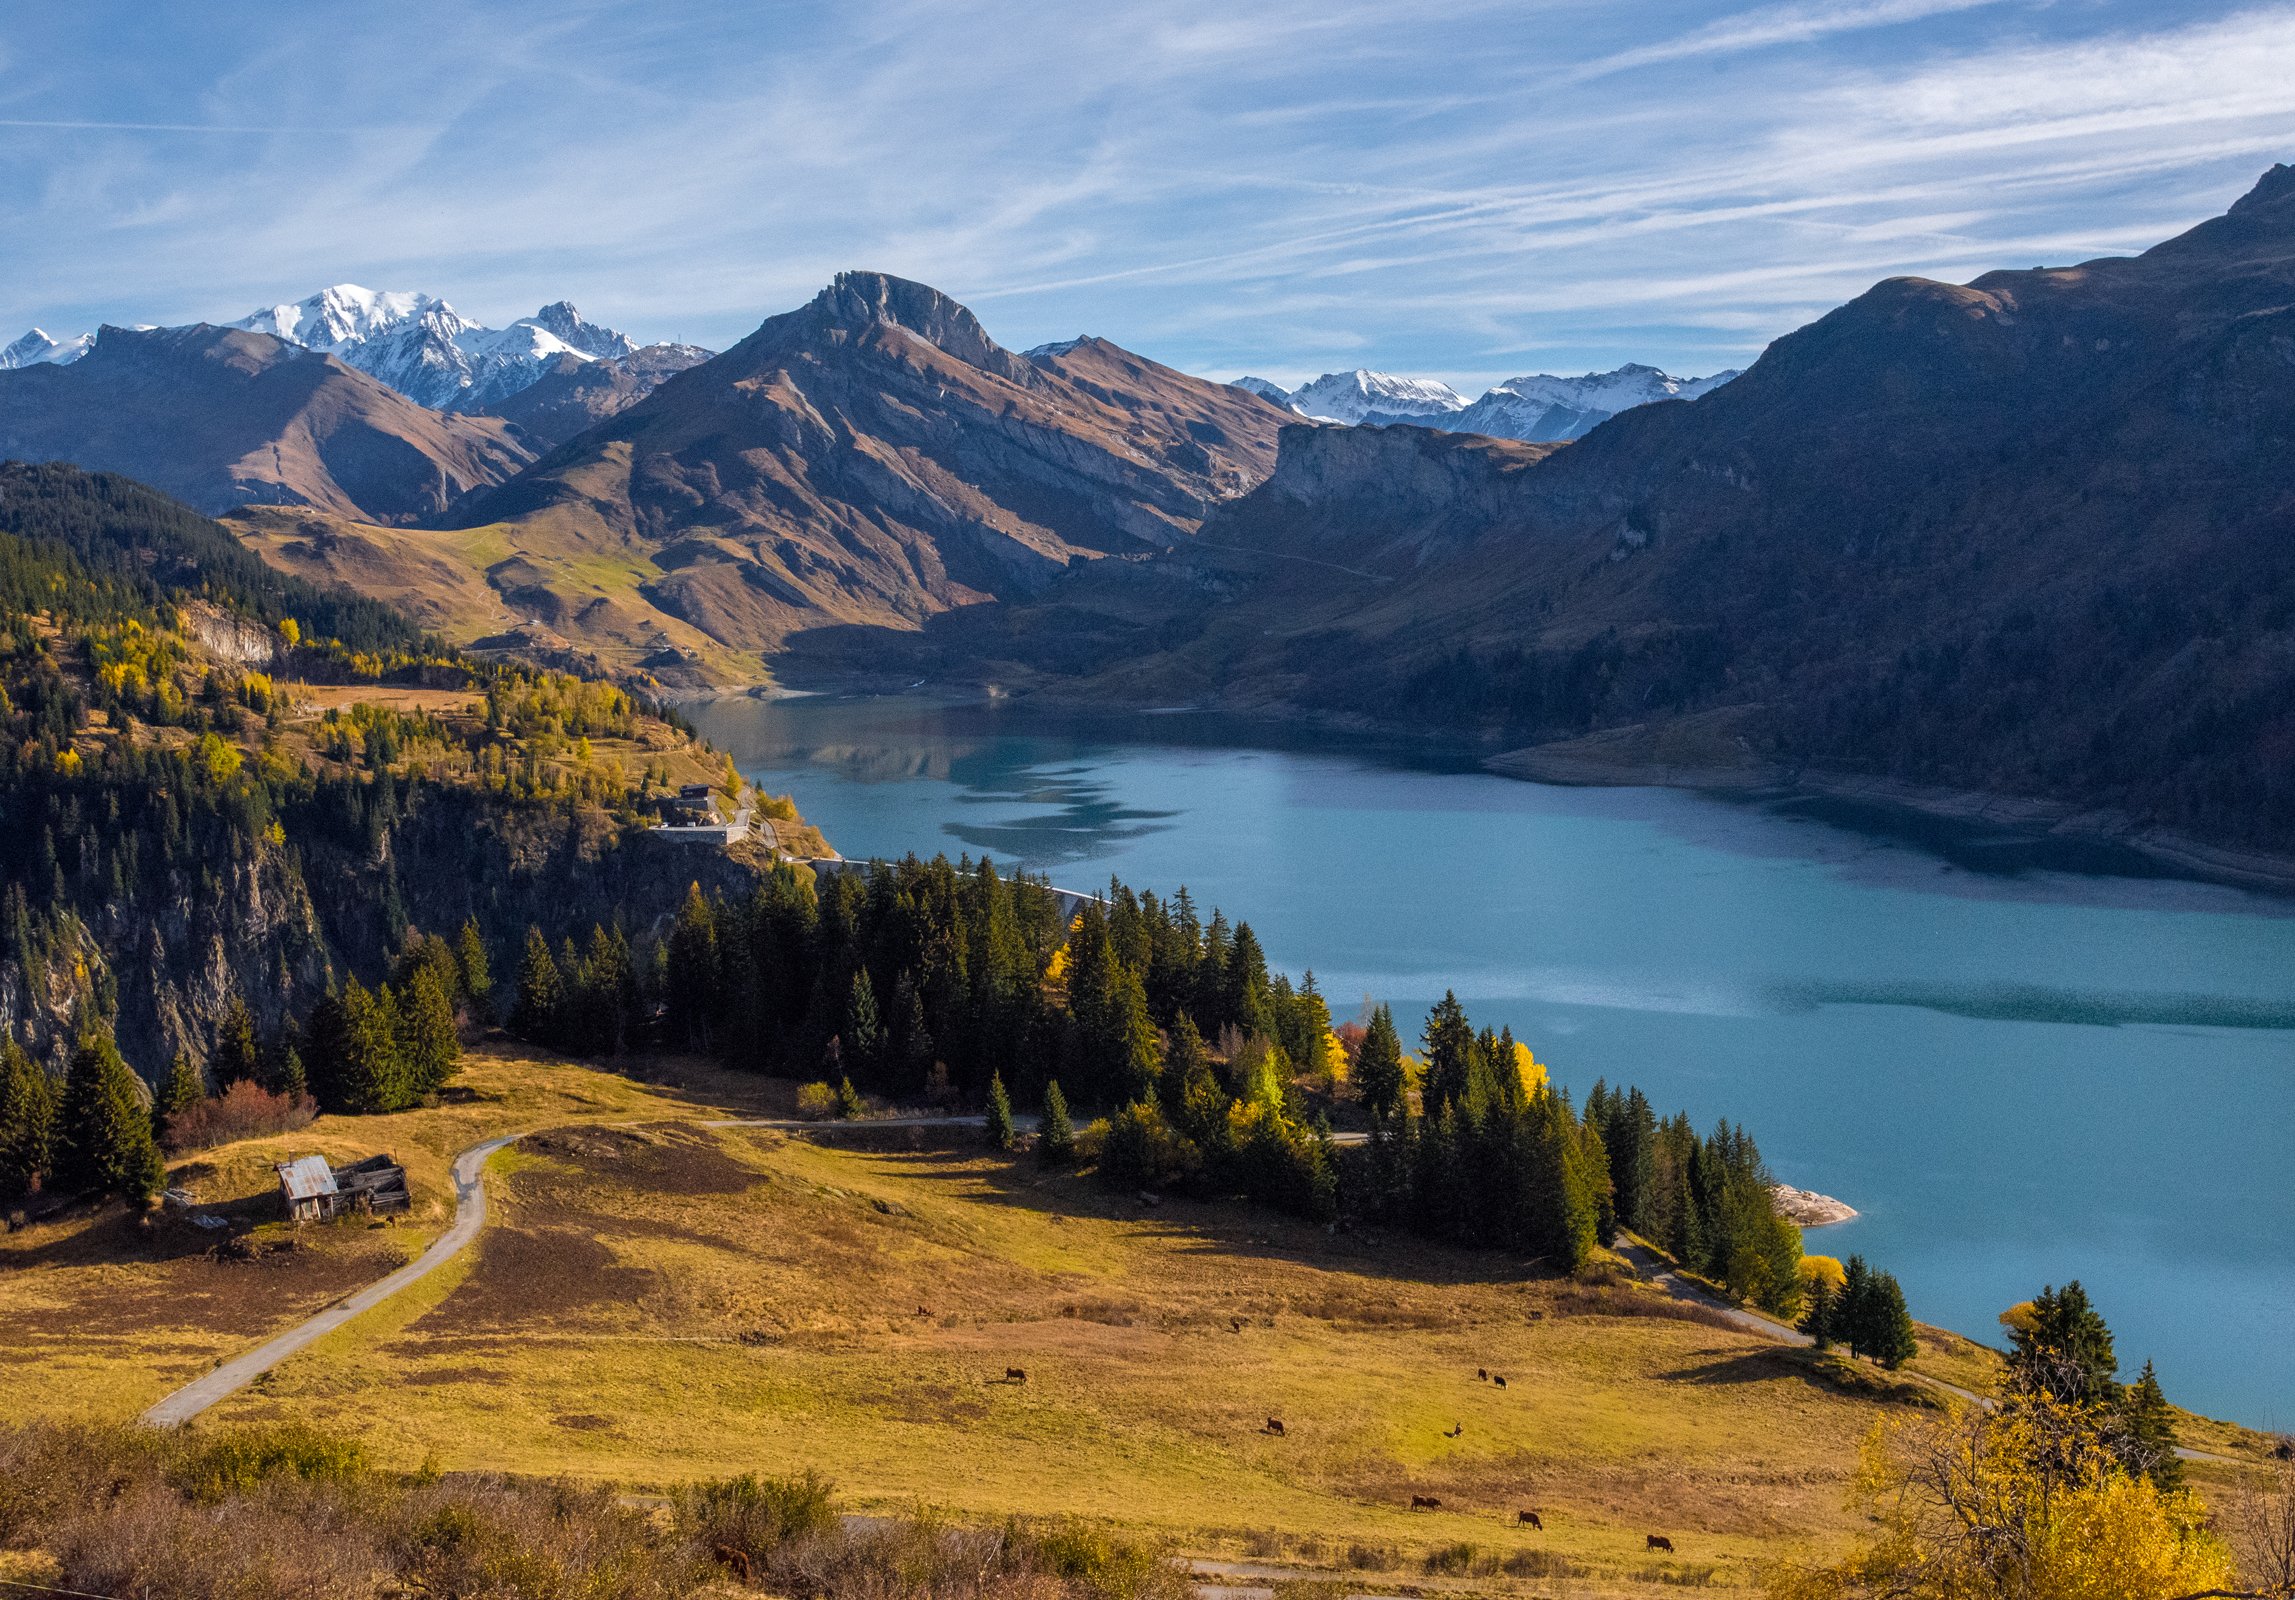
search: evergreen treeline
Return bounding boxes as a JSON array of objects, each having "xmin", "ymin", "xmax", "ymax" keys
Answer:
[
  {"xmin": 1798, "ymin": 1253, "xmax": 1918, "ymax": 1367},
  {"xmin": 500, "ymin": 858, "xmax": 1851, "ymax": 1307},
  {"xmin": 1585, "ymin": 1081, "xmax": 1806, "ymax": 1314}
]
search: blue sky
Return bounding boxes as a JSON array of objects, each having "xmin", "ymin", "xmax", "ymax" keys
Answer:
[{"xmin": 4, "ymin": 1, "xmax": 2294, "ymax": 393}]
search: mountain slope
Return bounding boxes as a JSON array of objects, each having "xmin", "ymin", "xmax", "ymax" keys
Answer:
[
  {"xmin": 481, "ymin": 341, "xmax": 714, "ymax": 449},
  {"xmin": 444, "ymin": 271, "xmax": 1290, "ymax": 668},
  {"xmin": 817, "ymin": 167, "xmax": 2295, "ymax": 857},
  {"xmin": 0, "ymin": 323, "xmax": 534, "ymax": 522}
]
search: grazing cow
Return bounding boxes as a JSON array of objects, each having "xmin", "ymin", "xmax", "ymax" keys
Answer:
[
  {"xmin": 1443, "ymin": 1422, "xmax": 1463, "ymax": 1438},
  {"xmin": 1646, "ymin": 1534, "xmax": 1675, "ymax": 1553},
  {"xmin": 1004, "ymin": 1367, "xmax": 1028, "ymax": 1383},
  {"xmin": 1410, "ymin": 1495, "xmax": 1441, "ymax": 1510},
  {"xmin": 916, "ymin": 1306, "xmax": 931, "ymax": 1317},
  {"xmin": 714, "ymin": 1545, "xmax": 754, "ymax": 1583},
  {"xmin": 1264, "ymin": 1418, "xmax": 1286, "ymax": 1436},
  {"xmin": 1517, "ymin": 1510, "xmax": 1543, "ymax": 1530},
  {"xmin": 1477, "ymin": 1367, "xmax": 1489, "ymax": 1380},
  {"xmin": 1493, "ymin": 1374, "xmax": 1508, "ymax": 1388},
  {"xmin": 1231, "ymin": 1316, "xmax": 1246, "ymax": 1333}
]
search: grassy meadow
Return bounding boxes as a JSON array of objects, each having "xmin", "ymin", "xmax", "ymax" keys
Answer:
[{"xmin": 4, "ymin": 1043, "xmax": 2273, "ymax": 1596}]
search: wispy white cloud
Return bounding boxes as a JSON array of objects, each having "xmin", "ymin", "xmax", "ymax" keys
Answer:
[{"xmin": 0, "ymin": 0, "xmax": 2290, "ymax": 390}]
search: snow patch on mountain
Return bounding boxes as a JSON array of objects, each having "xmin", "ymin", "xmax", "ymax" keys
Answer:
[
  {"xmin": 1452, "ymin": 363, "xmax": 1739, "ymax": 442},
  {"xmin": 1227, "ymin": 375, "xmax": 1293, "ymax": 404},
  {"xmin": 1, "ymin": 328, "xmax": 95, "ymax": 369},
  {"xmin": 1286, "ymin": 369, "xmax": 1467, "ymax": 424},
  {"xmin": 226, "ymin": 283, "xmax": 651, "ymax": 412}
]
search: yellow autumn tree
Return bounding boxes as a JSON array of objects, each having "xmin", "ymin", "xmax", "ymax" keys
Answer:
[
  {"xmin": 1766, "ymin": 1394, "xmax": 2233, "ymax": 1600},
  {"xmin": 1799, "ymin": 1254, "xmax": 1848, "ymax": 1294},
  {"xmin": 1511, "ymin": 1039, "xmax": 1547, "ymax": 1095}
]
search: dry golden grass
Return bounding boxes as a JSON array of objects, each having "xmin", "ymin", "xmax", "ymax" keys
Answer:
[
  {"xmin": 10, "ymin": 1050, "xmax": 2271, "ymax": 1597},
  {"xmin": 0, "ymin": 1046, "xmax": 775, "ymax": 1422},
  {"xmin": 197, "ymin": 1116, "xmax": 1938, "ymax": 1590}
]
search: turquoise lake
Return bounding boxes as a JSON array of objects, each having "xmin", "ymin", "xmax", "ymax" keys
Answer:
[{"xmin": 687, "ymin": 692, "xmax": 2295, "ymax": 1428}]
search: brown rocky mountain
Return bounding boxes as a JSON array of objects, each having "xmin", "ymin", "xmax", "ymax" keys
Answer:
[
  {"xmin": 792, "ymin": 167, "xmax": 2295, "ymax": 859},
  {"xmin": 0, "ymin": 323, "xmax": 533, "ymax": 523},
  {"xmin": 480, "ymin": 340, "xmax": 714, "ymax": 450},
  {"xmin": 445, "ymin": 272, "xmax": 1290, "ymax": 668}
]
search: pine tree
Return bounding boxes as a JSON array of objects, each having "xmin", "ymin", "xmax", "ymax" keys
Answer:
[
  {"xmin": 1840, "ymin": 1255, "xmax": 1874, "ymax": 1357},
  {"xmin": 153, "ymin": 1049, "xmax": 207, "ymax": 1145},
  {"xmin": 2008, "ymin": 1281, "xmax": 2119, "ymax": 1405},
  {"xmin": 313, "ymin": 976, "xmax": 410, "ymax": 1115},
  {"xmin": 55, "ymin": 1029, "xmax": 164, "ymax": 1203},
  {"xmin": 984, "ymin": 1070, "xmax": 1015, "ymax": 1151},
  {"xmin": 1224, "ymin": 924, "xmax": 1273, "ymax": 1039},
  {"xmin": 1865, "ymin": 1271, "xmax": 1918, "ymax": 1369},
  {"xmin": 846, "ymin": 969, "xmax": 884, "ymax": 1080},
  {"xmin": 398, "ymin": 964, "xmax": 460, "ymax": 1096},
  {"xmin": 1420, "ymin": 992, "xmax": 1475, "ymax": 1117},
  {"xmin": 267, "ymin": 1043, "xmax": 307, "ymax": 1102},
  {"xmin": 2121, "ymin": 1360, "xmax": 2182, "ymax": 1489},
  {"xmin": 1038, "ymin": 1079, "xmax": 1074, "ymax": 1166},
  {"xmin": 834, "ymin": 1075, "xmax": 864, "ymax": 1119},
  {"xmin": 212, "ymin": 996, "xmax": 261, "ymax": 1088},
  {"xmin": 0, "ymin": 1036, "xmax": 56, "ymax": 1199},
  {"xmin": 1800, "ymin": 1276, "xmax": 1837, "ymax": 1350},
  {"xmin": 454, "ymin": 916, "xmax": 493, "ymax": 1013},
  {"xmin": 510, "ymin": 926, "xmax": 564, "ymax": 1045},
  {"xmin": 665, "ymin": 883, "xmax": 719, "ymax": 1048},
  {"xmin": 1354, "ymin": 1003, "xmax": 1407, "ymax": 1121}
]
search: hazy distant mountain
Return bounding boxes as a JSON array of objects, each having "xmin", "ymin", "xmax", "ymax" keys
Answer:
[
  {"xmin": 1286, "ymin": 369, "xmax": 1467, "ymax": 424},
  {"xmin": 0, "ymin": 328, "xmax": 95, "ymax": 369},
  {"xmin": 0, "ymin": 323, "xmax": 533, "ymax": 522},
  {"xmin": 229, "ymin": 284, "xmax": 656, "ymax": 414},
  {"xmin": 1236, "ymin": 363, "xmax": 1738, "ymax": 441},
  {"xmin": 1450, "ymin": 364, "xmax": 1739, "ymax": 441}
]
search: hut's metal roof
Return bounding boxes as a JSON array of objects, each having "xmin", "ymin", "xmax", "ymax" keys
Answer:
[{"xmin": 276, "ymin": 1155, "xmax": 338, "ymax": 1202}]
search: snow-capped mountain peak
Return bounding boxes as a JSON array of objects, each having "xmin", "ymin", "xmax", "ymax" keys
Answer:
[
  {"xmin": 522, "ymin": 301, "xmax": 636, "ymax": 361},
  {"xmin": 1, "ymin": 327, "xmax": 95, "ymax": 369},
  {"xmin": 232, "ymin": 284, "xmax": 450, "ymax": 353},
  {"xmin": 1452, "ymin": 363, "xmax": 1739, "ymax": 442},
  {"xmin": 219, "ymin": 285, "xmax": 651, "ymax": 412},
  {"xmin": 1286, "ymin": 369, "xmax": 1467, "ymax": 424},
  {"xmin": 1226, "ymin": 375, "xmax": 1293, "ymax": 404}
]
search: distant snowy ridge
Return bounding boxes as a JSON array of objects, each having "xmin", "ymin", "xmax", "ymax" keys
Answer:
[
  {"xmin": 1235, "ymin": 362, "xmax": 1738, "ymax": 442},
  {"xmin": 228, "ymin": 284, "xmax": 646, "ymax": 413},
  {"xmin": 2, "ymin": 284, "xmax": 666, "ymax": 411},
  {"xmin": 1287, "ymin": 369, "xmax": 1467, "ymax": 424},
  {"xmin": 0, "ymin": 328, "xmax": 95, "ymax": 369},
  {"xmin": 1451, "ymin": 363, "xmax": 1738, "ymax": 442}
]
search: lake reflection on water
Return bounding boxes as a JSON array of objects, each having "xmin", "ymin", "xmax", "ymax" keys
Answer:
[{"xmin": 687, "ymin": 692, "xmax": 2295, "ymax": 1427}]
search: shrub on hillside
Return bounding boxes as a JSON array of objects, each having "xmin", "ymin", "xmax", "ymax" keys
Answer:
[
  {"xmin": 0, "ymin": 1422, "xmax": 1188, "ymax": 1600},
  {"xmin": 795, "ymin": 1081, "xmax": 836, "ymax": 1120},
  {"xmin": 160, "ymin": 1081, "xmax": 315, "ymax": 1153}
]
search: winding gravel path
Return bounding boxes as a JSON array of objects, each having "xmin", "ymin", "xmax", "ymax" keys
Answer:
[{"xmin": 142, "ymin": 1131, "xmax": 524, "ymax": 1427}]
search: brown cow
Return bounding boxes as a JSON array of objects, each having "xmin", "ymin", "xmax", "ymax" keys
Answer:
[
  {"xmin": 1646, "ymin": 1534, "xmax": 1675, "ymax": 1553},
  {"xmin": 1517, "ymin": 1510, "xmax": 1543, "ymax": 1529},
  {"xmin": 1410, "ymin": 1495, "xmax": 1441, "ymax": 1510},
  {"xmin": 1264, "ymin": 1418, "xmax": 1286, "ymax": 1436},
  {"xmin": 1476, "ymin": 1367, "xmax": 1488, "ymax": 1380},
  {"xmin": 713, "ymin": 1545, "xmax": 754, "ymax": 1583},
  {"xmin": 1004, "ymin": 1367, "xmax": 1028, "ymax": 1383}
]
